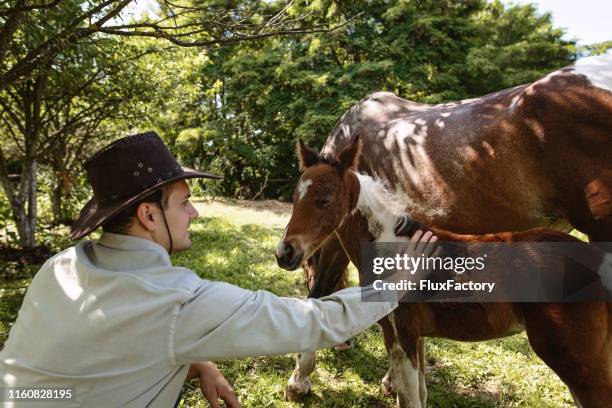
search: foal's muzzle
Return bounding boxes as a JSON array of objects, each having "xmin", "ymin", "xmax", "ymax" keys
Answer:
[{"xmin": 275, "ymin": 241, "xmax": 304, "ymax": 271}]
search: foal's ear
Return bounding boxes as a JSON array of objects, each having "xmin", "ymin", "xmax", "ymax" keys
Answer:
[
  {"xmin": 338, "ymin": 136, "xmax": 362, "ymax": 174},
  {"xmin": 297, "ymin": 139, "xmax": 319, "ymax": 171}
]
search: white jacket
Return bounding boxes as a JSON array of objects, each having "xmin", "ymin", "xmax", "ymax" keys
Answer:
[{"xmin": 0, "ymin": 233, "xmax": 396, "ymax": 407}]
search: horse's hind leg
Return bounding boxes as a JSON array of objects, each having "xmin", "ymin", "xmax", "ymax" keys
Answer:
[
  {"xmin": 562, "ymin": 170, "xmax": 612, "ymax": 250},
  {"xmin": 285, "ymin": 351, "xmax": 316, "ymax": 401},
  {"xmin": 569, "ymin": 389, "xmax": 584, "ymax": 408},
  {"xmin": 522, "ymin": 303, "xmax": 612, "ymax": 408}
]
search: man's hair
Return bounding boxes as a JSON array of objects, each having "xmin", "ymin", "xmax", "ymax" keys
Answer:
[{"xmin": 102, "ymin": 185, "xmax": 172, "ymax": 235}]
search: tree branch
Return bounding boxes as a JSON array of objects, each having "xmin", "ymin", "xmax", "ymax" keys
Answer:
[
  {"xmin": 96, "ymin": 25, "xmax": 338, "ymax": 47},
  {"xmin": 0, "ymin": 0, "xmax": 62, "ymax": 16}
]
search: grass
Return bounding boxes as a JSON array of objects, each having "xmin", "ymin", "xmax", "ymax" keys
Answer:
[{"xmin": 0, "ymin": 197, "xmax": 575, "ymax": 407}]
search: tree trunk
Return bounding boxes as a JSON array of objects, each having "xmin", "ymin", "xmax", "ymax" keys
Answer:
[
  {"xmin": 26, "ymin": 160, "xmax": 37, "ymax": 247},
  {"xmin": 52, "ymin": 175, "xmax": 63, "ymax": 224},
  {"xmin": 12, "ymin": 159, "xmax": 37, "ymax": 249}
]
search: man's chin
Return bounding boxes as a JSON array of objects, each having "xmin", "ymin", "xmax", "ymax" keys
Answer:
[{"xmin": 171, "ymin": 239, "xmax": 192, "ymax": 253}]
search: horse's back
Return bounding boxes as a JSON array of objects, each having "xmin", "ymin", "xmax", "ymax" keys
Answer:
[
  {"xmin": 321, "ymin": 56, "xmax": 612, "ymax": 237},
  {"xmin": 323, "ymin": 87, "xmax": 556, "ymax": 233}
]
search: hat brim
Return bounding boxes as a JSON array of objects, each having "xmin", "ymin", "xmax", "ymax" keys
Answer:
[{"xmin": 69, "ymin": 167, "xmax": 222, "ymax": 241}]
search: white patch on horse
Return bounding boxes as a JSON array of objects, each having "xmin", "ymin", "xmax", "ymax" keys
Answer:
[
  {"xmin": 482, "ymin": 141, "xmax": 496, "ymax": 158},
  {"xmin": 286, "ymin": 351, "xmax": 316, "ymax": 399},
  {"xmin": 384, "ymin": 121, "xmax": 415, "ymax": 150},
  {"xmin": 388, "ymin": 314, "xmax": 422, "ymax": 407},
  {"xmin": 393, "ymin": 187, "xmax": 447, "ymax": 220},
  {"xmin": 572, "ymin": 51, "xmax": 612, "ymax": 92},
  {"xmin": 353, "ymin": 173, "xmax": 406, "ymax": 241},
  {"xmin": 509, "ymin": 94, "xmax": 523, "ymax": 109},
  {"xmin": 434, "ymin": 118, "xmax": 445, "ymax": 128},
  {"xmin": 381, "ymin": 368, "xmax": 396, "ymax": 394},
  {"xmin": 297, "ymin": 179, "xmax": 313, "ymax": 201},
  {"xmin": 597, "ymin": 252, "xmax": 612, "ymax": 292}
]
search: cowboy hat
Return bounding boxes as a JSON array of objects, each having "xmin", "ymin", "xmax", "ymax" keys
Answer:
[{"xmin": 69, "ymin": 131, "xmax": 221, "ymax": 240}]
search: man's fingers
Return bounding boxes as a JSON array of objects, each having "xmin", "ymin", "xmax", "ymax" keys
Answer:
[
  {"xmin": 409, "ymin": 229, "xmax": 424, "ymax": 243},
  {"xmin": 208, "ymin": 398, "xmax": 221, "ymax": 408},
  {"xmin": 201, "ymin": 384, "xmax": 220, "ymax": 408},
  {"xmin": 422, "ymin": 235, "xmax": 438, "ymax": 258},
  {"xmin": 415, "ymin": 230, "xmax": 433, "ymax": 254},
  {"xmin": 220, "ymin": 390, "xmax": 241, "ymax": 408}
]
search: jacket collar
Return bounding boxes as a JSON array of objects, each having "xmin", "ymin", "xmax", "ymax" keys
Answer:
[{"xmin": 97, "ymin": 232, "xmax": 172, "ymax": 266}]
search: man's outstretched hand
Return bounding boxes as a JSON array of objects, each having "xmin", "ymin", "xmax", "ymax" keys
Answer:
[
  {"xmin": 387, "ymin": 229, "xmax": 440, "ymax": 300},
  {"xmin": 187, "ymin": 362, "xmax": 241, "ymax": 408}
]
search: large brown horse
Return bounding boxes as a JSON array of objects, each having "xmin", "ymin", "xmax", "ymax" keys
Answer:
[
  {"xmin": 309, "ymin": 52, "xmax": 612, "ymax": 295},
  {"xmin": 287, "ymin": 53, "xmax": 612, "ymax": 401},
  {"xmin": 276, "ymin": 137, "xmax": 612, "ymax": 407}
]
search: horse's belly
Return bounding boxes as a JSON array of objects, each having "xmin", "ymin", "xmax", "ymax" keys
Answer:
[{"xmin": 426, "ymin": 303, "xmax": 525, "ymax": 341}]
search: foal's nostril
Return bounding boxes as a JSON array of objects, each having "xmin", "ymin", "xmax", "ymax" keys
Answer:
[{"xmin": 285, "ymin": 243, "xmax": 294, "ymax": 258}]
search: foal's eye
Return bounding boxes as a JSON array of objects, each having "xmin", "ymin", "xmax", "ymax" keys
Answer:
[{"xmin": 316, "ymin": 196, "xmax": 332, "ymax": 207}]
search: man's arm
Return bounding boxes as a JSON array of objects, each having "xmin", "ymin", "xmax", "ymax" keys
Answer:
[
  {"xmin": 173, "ymin": 282, "xmax": 397, "ymax": 363},
  {"xmin": 173, "ymin": 230, "xmax": 437, "ymax": 363}
]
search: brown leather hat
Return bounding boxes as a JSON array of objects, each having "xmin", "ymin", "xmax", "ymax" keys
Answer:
[{"xmin": 70, "ymin": 131, "xmax": 222, "ymax": 240}]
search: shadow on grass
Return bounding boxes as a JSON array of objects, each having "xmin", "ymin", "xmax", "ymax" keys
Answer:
[
  {"xmin": 426, "ymin": 362, "xmax": 502, "ymax": 408},
  {"xmin": 316, "ymin": 330, "xmax": 390, "ymax": 384},
  {"xmin": 298, "ymin": 388, "xmax": 396, "ymax": 408}
]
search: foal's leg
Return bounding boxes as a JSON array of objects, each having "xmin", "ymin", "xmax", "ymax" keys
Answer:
[
  {"xmin": 387, "ymin": 313, "xmax": 423, "ymax": 408},
  {"xmin": 379, "ymin": 317, "xmax": 397, "ymax": 395},
  {"xmin": 285, "ymin": 236, "xmax": 351, "ymax": 400},
  {"xmin": 285, "ymin": 351, "xmax": 316, "ymax": 401},
  {"xmin": 306, "ymin": 235, "xmax": 352, "ymax": 351},
  {"xmin": 417, "ymin": 337, "xmax": 427, "ymax": 407}
]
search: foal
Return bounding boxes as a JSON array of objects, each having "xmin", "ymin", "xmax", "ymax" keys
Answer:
[{"xmin": 276, "ymin": 138, "xmax": 612, "ymax": 408}]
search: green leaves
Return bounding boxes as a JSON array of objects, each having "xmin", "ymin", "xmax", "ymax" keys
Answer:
[{"xmin": 159, "ymin": 0, "xmax": 576, "ymax": 200}]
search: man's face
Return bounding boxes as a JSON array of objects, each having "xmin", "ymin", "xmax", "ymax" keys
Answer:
[{"xmin": 157, "ymin": 180, "xmax": 199, "ymax": 252}]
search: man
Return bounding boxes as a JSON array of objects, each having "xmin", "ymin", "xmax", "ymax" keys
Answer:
[{"xmin": 0, "ymin": 132, "xmax": 435, "ymax": 407}]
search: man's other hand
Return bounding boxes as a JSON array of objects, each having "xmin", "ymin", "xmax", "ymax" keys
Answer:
[{"xmin": 187, "ymin": 362, "xmax": 241, "ymax": 408}]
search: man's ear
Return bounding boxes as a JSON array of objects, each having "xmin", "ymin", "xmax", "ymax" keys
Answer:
[
  {"xmin": 135, "ymin": 202, "xmax": 157, "ymax": 232},
  {"xmin": 337, "ymin": 135, "xmax": 362, "ymax": 174},
  {"xmin": 296, "ymin": 139, "xmax": 319, "ymax": 171}
]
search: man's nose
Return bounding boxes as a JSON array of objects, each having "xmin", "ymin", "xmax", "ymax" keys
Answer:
[{"xmin": 189, "ymin": 204, "xmax": 199, "ymax": 219}]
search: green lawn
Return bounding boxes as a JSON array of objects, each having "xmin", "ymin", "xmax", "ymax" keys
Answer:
[{"xmin": 0, "ymin": 197, "xmax": 574, "ymax": 407}]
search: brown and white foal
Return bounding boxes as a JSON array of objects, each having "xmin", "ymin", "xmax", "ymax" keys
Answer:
[{"xmin": 275, "ymin": 138, "xmax": 612, "ymax": 408}]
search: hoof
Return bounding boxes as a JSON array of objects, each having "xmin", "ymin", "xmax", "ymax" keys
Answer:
[
  {"xmin": 285, "ymin": 377, "xmax": 312, "ymax": 401},
  {"xmin": 334, "ymin": 339, "xmax": 353, "ymax": 351},
  {"xmin": 381, "ymin": 372, "xmax": 397, "ymax": 396}
]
